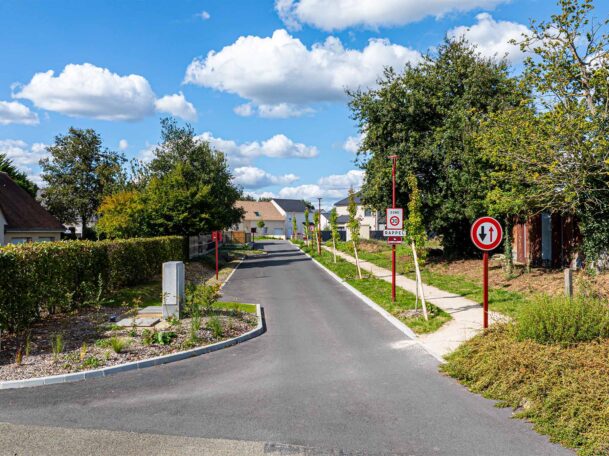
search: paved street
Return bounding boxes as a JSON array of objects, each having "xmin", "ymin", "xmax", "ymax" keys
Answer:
[{"xmin": 0, "ymin": 241, "xmax": 571, "ymax": 455}]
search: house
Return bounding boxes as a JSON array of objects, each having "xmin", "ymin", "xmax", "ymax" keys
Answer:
[
  {"xmin": 334, "ymin": 193, "xmax": 386, "ymax": 233},
  {"xmin": 270, "ymin": 199, "xmax": 312, "ymax": 239},
  {"xmin": 233, "ymin": 200, "xmax": 286, "ymax": 238},
  {"xmin": 511, "ymin": 212, "xmax": 580, "ymax": 268},
  {"xmin": 0, "ymin": 172, "xmax": 65, "ymax": 245}
]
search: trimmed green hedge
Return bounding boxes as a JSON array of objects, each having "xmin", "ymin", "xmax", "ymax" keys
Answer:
[{"xmin": 0, "ymin": 236, "xmax": 185, "ymax": 333}]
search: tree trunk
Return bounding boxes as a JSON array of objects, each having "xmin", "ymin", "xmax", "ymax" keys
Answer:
[
  {"xmin": 332, "ymin": 238, "xmax": 337, "ymax": 263},
  {"xmin": 353, "ymin": 241, "xmax": 362, "ymax": 279},
  {"xmin": 411, "ymin": 241, "xmax": 428, "ymax": 321},
  {"xmin": 504, "ymin": 216, "xmax": 513, "ymax": 275}
]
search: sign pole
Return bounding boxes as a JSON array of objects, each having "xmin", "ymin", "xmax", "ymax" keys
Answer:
[
  {"xmin": 389, "ymin": 155, "xmax": 398, "ymax": 302},
  {"xmin": 483, "ymin": 251, "xmax": 489, "ymax": 328}
]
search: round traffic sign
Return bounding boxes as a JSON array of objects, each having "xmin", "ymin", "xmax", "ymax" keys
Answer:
[
  {"xmin": 470, "ymin": 217, "xmax": 503, "ymax": 251},
  {"xmin": 390, "ymin": 216, "xmax": 400, "ymax": 226}
]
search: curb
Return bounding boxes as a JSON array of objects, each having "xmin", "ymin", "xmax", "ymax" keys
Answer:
[
  {"xmin": 0, "ymin": 304, "xmax": 264, "ymax": 390},
  {"xmin": 220, "ymin": 258, "xmax": 243, "ymax": 290},
  {"xmin": 290, "ymin": 243, "xmax": 445, "ymax": 363}
]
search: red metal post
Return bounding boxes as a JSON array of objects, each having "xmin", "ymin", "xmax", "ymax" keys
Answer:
[
  {"xmin": 215, "ymin": 232, "xmax": 219, "ymax": 280},
  {"xmin": 483, "ymin": 252, "xmax": 489, "ymax": 328}
]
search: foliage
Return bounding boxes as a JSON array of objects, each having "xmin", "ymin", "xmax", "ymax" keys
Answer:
[
  {"xmin": 517, "ymin": 295, "xmax": 609, "ymax": 345},
  {"xmin": 405, "ymin": 174, "xmax": 427, "ymax": 263},
  {"xmin": 0, "ymin": 153, "xmax": 37, "ymax": 197},
  {"xmin": 207, "ymin": 316, "xmax": 224, "ymax": 339},
  {"xmin": 256, "ymin": 219, "xmax": 265, "ymax": 231},
  {"xmin": 444, "ymin": 324, "xmax": 609, "ymax": 456},
  {"xmin": 109, "ymin": 336, "xmax": 129, "ymax": 354},
  {"xmin": 292, "ymin": 213, "xmax": 298, "ymax": 238},
  {"xmin": 347, "ymin": 189, "xmax": 360, "ymax": 245},
  {"xmin": 51, "ymin": 333, "xmax": 63, "ymax": 361},
  {"xmin": 40, "ymin": 127, "xmax": 126, "ymax": 236},
  {"xmin": 303, "ymin": 208, "xmax": 310, "ymax": 242},
  {"xmin": 185, "ymin": 283, "xmax": 220, "ymax": 317},
  {"xmin": 152, "ymin": 331, "xmax": 176, "ymax": 345},
  {"xmin": 349, "ymin": 38, "xmax": 523, "ymax": 256},
  {"xmin": 0, "ymin": 236, "xmax": 184, "ymax": 333},
  {"xmin": 96, "ymin": 191, "xmax": 146, "ymax": 239},
  {"xmin": 329, "ymin": 208, "xmax": 339, "ymax": 244}
]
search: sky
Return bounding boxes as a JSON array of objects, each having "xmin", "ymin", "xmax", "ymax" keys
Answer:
[{"xmin": 0, "ymin": 0, "xmax": 605, "ymax": 208}]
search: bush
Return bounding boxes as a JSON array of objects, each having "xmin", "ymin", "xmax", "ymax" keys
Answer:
[
  {"xmin": 0, "ymin": 236, "xmax": 184, "ymax": 333},
  {"xmin": 517, "ymin": 295, "xmax": 609, "ymax": 345}
]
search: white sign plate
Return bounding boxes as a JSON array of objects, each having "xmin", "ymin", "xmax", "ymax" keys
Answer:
[
  {"xmin": 386, "ymin": 208, "xmax": 404, "ymax": 230},
  {"xmin": 384, "ymin": 229, "xmax": 404, "ymax": 236}
]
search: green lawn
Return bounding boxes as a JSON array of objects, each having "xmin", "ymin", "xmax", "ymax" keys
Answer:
[
  {"xmin": 214, "ymin": 301, "xmax": 257, "ymax": 314},
  {"xmin": 295, "ymin": 240, "xmax": 451, "ymax": 334},
  {"xmin": 109, "ymin": 280, "xmax": 162, "ymax": 307},
  {"xmin": 329, "ymin": 240, "xmax": 529, "ymax": 318}
]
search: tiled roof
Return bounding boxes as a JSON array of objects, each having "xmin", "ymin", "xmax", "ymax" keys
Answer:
[
  {"xmin": 334, "ymin": 193, "xmax": 363, "ymax": 207},
  {"xmin": 271, "ymin": 198, "xmax": 308, "ymax": 213},
  {"xmin": 235, "ymin": 200, "xmax": 285, "ymax": 222},
  {"xmin": 0, "ymin": 172, "xmax": 65, "ymax": 232}
]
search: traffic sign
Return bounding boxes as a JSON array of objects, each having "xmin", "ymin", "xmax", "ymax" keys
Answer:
[
  {"xmin": 470, "ymin": 217, "xmax": 503, "ymax": 251},
  {"xmin": 387, "ymin": 236, "xmax": 403, "ymax": 245},
  {"xmin": 386, "ymin": 208, "xmax": 403, "ymax": 230},
  {"xmin": 384, "ymin": 229, "xmax": 404, "ymax": 237}
]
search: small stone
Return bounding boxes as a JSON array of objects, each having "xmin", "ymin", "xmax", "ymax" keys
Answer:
[{"xmin": 116, "ymin": 318, "xmax": 160, "ymax": 328}]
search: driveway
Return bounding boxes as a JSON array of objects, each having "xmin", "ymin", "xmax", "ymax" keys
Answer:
[{"xmin": 0, "ymin": 241, "xmax": 572, "ymax": 455}]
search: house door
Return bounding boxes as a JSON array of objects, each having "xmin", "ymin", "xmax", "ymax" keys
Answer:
[{"xmin": 541, "ymin": 212, "xmax": 552, "ymax": 265}]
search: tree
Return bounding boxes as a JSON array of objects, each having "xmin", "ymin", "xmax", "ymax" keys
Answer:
[
  {"xmin": 303, "ymin": 208, "xmax": 310, "ymax": 246},
  {"xmin": 406, "ymin": 174, "xmax": 428, "ymax": 320},
  {"xmin": 313, "ymin": 211, "xmax": 320, "ymax": 254},
  {"xmin": 478, "ymin": 0, "xmax": 609, "ymax": 267},
  {"xmin": 348, "ymin": 38, "xmax": 523, "ymax": 256},
  {"xmin": 256, "ymin": 219, "xmax": 266, "ymax": 238},
  {"xmin": 347, "ymin": 188, "xmax": 363, "ymax": 278},
  {"xmin": 329, "ymin": 208, "xmax": 339, "ymax": 263},
  {"xmin": 96, "ymin": 191, "xmax": 146, "ymax": 239},
  {"xmin": 0, "ymin": 154, "xmax": 37, "ymax": 197},
  {"xmin": 291, "ymin": 213, "xmax": 298, "ymax": 239},
  {"xmin": 40, "ymin": 128, "xmax": 125, "ymax": 238}
]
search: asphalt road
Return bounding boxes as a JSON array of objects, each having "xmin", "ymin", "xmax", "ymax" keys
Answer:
[{"xmin": 0, "ymin": 241, "xmax": 572, "ymax": 455}]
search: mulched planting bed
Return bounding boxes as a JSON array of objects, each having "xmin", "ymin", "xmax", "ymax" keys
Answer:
[{"xmin": 0, "ymin": 306, "xmax": 257, "ymax": 382}]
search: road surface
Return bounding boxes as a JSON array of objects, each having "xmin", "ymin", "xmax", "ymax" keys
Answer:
[{"xmin": 0, "ymin": 241, "xmax": 571, "ymax": 455}]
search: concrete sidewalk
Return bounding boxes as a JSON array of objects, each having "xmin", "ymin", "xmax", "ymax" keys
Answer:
[{"xmin": 322, "ymin": 246, "xmax": 507, "ymax": 357}]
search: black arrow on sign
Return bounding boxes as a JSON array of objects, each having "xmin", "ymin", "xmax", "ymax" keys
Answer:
[{"xmin": 479, "ymin": 225, "xmax": 487, "ymax": 241}]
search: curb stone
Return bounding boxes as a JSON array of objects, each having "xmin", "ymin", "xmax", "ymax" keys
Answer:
[
  {"xmin": 291, "ymin": 243, "xmax": 445, "ymax": 363},
  {"xmin": 0, "ymin": 304, "xmax": 264, "ymax": 390}
]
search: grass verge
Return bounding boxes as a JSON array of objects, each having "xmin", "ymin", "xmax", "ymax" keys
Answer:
[
  {"xmin": 294, "ymin": 240, "xmax": 450, "ymax": 334},
  {"xmin": 214, "ymin": 301, "xmax": 257, "ymax": 314},
  {"xmin": 330, "ymin": 240, "xmax": 528, "ymax": 317},
  {"xmin": 443, "ymin": 325, "xmax": 609, "ymax": 456}
]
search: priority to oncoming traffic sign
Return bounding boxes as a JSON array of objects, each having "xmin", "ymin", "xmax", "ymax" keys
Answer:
[{"xmin": 470, "ymin": 216, "xmax": 503, "ymax": 251}]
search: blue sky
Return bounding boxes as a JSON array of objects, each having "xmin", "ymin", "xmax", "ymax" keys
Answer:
[{"xmin": 0, "ymin": 0, "xmax": 604, "ymax": 207}]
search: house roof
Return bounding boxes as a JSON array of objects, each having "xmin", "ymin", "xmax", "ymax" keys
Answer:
[
  {"xmin": 236, "ymin": 200, "xmax": 285, "ymax": 222},
  {"xmin": 271, "ymin": 198, "xmax": 308, "ymax": 213},
  {"xmin": 334, "ymin": 193, "xmax": 363, "ymax": 207},
  {"xmin": 0, "ymin": 172, "xmax": 65, "ymax": 232}
]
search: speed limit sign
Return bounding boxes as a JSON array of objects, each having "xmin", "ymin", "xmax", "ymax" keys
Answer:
[{"xmin": 386, "ymin": 208, "xmax": 403, "ymax": 229}]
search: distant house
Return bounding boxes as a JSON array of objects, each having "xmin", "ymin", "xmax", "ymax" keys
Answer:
[
  {"xmin": 334, "ymin": 193, "xmax": 385, "ymax": 232},
  {"xmin": 270, "ymin": 199, "xmax": 311, "ymax": 239},
  {"xmin": 512, "ymin": 212, "xmax": 580, "ymax": 268},
  {"xmin": 0, "ymin": 172, "xmax": 65, "ymax": 245},
  {"xmin": 233, "ymin": 200, "xmax": 286, "ymax": 238}
]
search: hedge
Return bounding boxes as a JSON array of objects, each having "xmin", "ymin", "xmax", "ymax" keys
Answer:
[{"xmin": 0, "ymin": 236, "xmax": 185, "ymax": 333}]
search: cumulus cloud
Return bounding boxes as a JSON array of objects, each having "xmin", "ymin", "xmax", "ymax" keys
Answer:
[
  {"xmin": 235, "ymin": 102, "xmax": 314, "ymax": 119},
  {"xmin": 448, "ymin": 13, "xmax": 529, "ymax": 63},
  {"xmin": 0, "ymin": 139, "xmax": 49, "ymax": 185},
  {"xmin": 278, "ymin": 170, "xmax": 365, "ymax": 202},
  {"xmin": 118, "ymin": 139, "xmax": 129, "ymax": 151},
  {"xmin": 14, "ymin": 63, "xmax": 196, "ymax": 121},
  {"xmin": 233, "ymin": 166, "xmax": 299, "ymax": 189},
  {"xmin": 0, "ymin": 101, "xmax": 39, "ymax": 125},
  {"xmin": 184, "ymin": 29, "xmax": 421, "ymax": 115},
  {"xmin": 154, "ymin": 92, "xmax": 197, "ymax": 121},
  {"xmin": 343, "ymin": 134, "xmax": 364, "ymax": 153},
  {"xmin": 276, "ymin": 0, "xmax": 508, "ymax": 31},
  {"xmin": 198, "ymin": 132, "xmax": 318, "ymax": 166},
  {"xmin": 198, "ymin": 11, "xmax": 211, "ymax": 20}
]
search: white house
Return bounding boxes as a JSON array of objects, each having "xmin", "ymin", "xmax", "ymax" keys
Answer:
[
  {"xmin": 0, "ymin": 172, "xmax": 65, "ymax": 245},
  {"xmin": 271, "ymin": 199, "xmax": 312, "ymax": 239},
  {"xmin": 233, "ymin": 200, "xmax": 286, "ymax": 238},
  {"xmin": 333, "ymin": 193, "xmax": 385, "ymax": 232}
]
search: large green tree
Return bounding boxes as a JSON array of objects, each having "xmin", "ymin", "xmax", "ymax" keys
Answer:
[
  {"xmin": 348, "ymin": 38, "xmax": 523, "ymax": 256},
  {"xmin": 40, "ymin": 128, "xmax": 125, "ymax": 237},
  {"xmin": 0, "ymin": 154, "xmax": 37, "ymax": 197}
]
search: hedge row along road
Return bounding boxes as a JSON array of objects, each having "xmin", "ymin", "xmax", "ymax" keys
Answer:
[{"xmin": 0, "ymin": 241, "xmax": 572, "ymax": 455}]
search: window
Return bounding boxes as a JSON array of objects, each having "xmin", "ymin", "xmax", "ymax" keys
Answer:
[
  {"xmin": 364, "ymin": 209, "xmax": 372, "ymax": 217},
  {"xmin": 10, "ymin": 238, "xmax": 30, "ymax": 244},
  {"xmin": 254, "ymin": 211, "xmax": 261, "ymax": 217},
  {"xmin": 38, "ymin": 237, "xmax": 55, "ymax": 242}
]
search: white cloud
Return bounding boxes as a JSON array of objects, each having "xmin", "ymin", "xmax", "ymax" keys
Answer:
[
  {"xmin": 138, "ymin": 144, "xmax": 156, "ymax": 163},
  {"xmin": 198, "ymin": 132, "xmax": 318, "ymax": 166},
  {"xmin": 276, "ymin": 0, "xmax": 508, "ymax": 31},
  {"xmin": 14, "ymin": 63, "xmax": 197, "ymax": 122},
  {"xmin": 235, "ymin": 102, "xmax": 314, "ymax": 119},
  {"xmin": 243, "ymin": 190, "xmax": 277, "ymax": 200},
  {"xmin": 198, "ymin": 11, "xmax": 211, "ymax": 20},
  {"xmin": 0, "ymin": 139, "xmax": 49, "ymax": 185},
  {"xmin": 0, "ymin": 101, "xmax": 39, "ymax": 125},
  {"xmin": 154, "ymin": 92, "xmax": 197, "ymax": 121},
  {"xmin": 278, "ymin": 170, "xmax": 365, "ymax": 202},
  {"xmin": 233, "ymin": 166, "xmax": 299, "ymax": 189},
  {"xmin": 118, "ymin": 139, "xmax": 129, "ymax": 151},
  {"xmin": 184, "ymin": 29, "xmax": 421, "ymax": 115},
  {"xmin": 343, "ymin": 134, "xmax": 363, "ymax": 153},
  {"xmin": 448, "ymin": 13, "xmax": 529, "ymax": 63}
]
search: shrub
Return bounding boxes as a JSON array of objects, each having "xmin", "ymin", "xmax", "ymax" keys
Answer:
[
  {"xmin": 0, "ymin": 236, "xmax": 184, "ymax": 333},
  {"xmin": 109, "ymin": 337, "xmax": 129, "ymax": 354},
  {"xmin": 152, "ymin": 331, "xmax": 176, "ymax": 345},
  {"xmin": 517, "ymin": 295, "xmax": 609, "ymax": 345},
  {"xmin": 51, "ymin": 333, "xmax": 63, "ymax": 361},
  {"xmin": 207, "ymin": 316, "xmax": 223, "ymax": 339}
]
